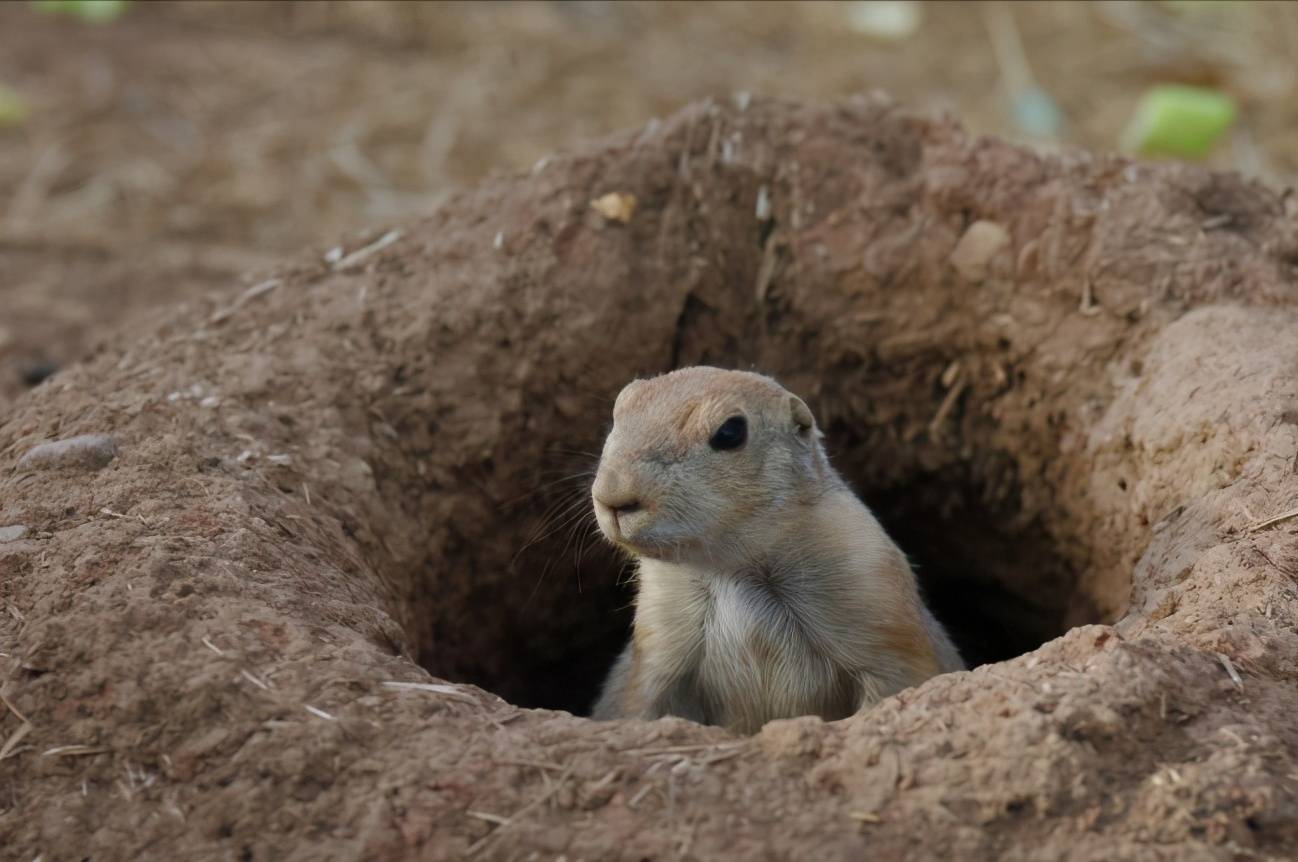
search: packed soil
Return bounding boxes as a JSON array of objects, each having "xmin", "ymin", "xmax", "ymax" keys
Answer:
[{"xmin": 2, "ymin": 93, "xmax": 1298, "ymax": 859}]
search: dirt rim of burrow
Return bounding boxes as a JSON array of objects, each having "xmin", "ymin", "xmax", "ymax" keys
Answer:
[{"xmin": 2, "ymin": 94, "xmax": 1298, "ymax": 860}]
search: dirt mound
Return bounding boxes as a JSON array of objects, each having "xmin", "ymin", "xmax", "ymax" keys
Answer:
[{"xmin": 2, "ymin": 96, "xmax": 1298, "ymax": 859}]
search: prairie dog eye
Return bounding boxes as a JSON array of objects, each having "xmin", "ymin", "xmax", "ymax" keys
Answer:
[{"xmin": 709, "ymin": 415, "xmax": 748, "ymax": 451}]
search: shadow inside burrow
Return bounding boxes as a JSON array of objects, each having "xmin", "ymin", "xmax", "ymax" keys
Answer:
[{"xmin": 423, "ymin": 437, "xmax": 1097, "ymax": 716}]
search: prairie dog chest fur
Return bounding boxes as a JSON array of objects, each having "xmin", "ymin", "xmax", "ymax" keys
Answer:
[
  {"xmin": 589, "ymin": 366, "xmax": 964, "ymax": 734},
  {"xmin": 634, "ymin": 557, "xmax": 864, "ymax": 732}
]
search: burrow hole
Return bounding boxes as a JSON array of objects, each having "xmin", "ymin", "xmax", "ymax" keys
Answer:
[{"xmin": 425, "ymin": 434, "xmax": 1104, "ymax": 717}]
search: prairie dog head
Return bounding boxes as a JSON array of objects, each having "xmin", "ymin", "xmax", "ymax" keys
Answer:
[{"xmin": 591, "ymin": 367, "xmax": 826, "ymax": 565}]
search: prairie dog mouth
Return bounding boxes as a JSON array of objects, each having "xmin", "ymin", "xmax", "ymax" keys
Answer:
[{"xmin": 594, "ymin": 508, "xmax": 689, "ymax": 560}]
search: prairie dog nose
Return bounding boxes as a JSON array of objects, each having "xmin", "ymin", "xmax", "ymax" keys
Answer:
[
  {"xmin": 592, "ymin": 470, "xmax": 642, "ymax": 519},
  {"xmin": 592, "ymin": 480, "xmax": 639, "ymax": 514},
  {"xmin": 608, "ymin": 498, "xmax": 643, "ymax": 517}
]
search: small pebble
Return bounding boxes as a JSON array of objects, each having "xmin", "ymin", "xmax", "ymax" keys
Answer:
[
  {"xmin": 590, "ymin": 192, "xmax": 637, "ymax": 224},
  {"xmin": 0, "ymin": 525, "xmax": 29, "ymax": 542},
  {"xmin": 17, "ymin": 433, "xmax": 119, "ymax": 473},
  {"xmin": 844, "ymin": 1, "xmax": 921, "ymax": 41},
  {"xmin": 949, "ymin": 220, "xmax": 1011, "ymax": 282}
]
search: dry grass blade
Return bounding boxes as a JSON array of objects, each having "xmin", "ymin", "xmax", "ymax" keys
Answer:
[
  {"xmin": 333, "ymin": 229, "xmax": 402, "ymax": 271},
  {"xmin": 0, "ymin": 721, "xmax": 32, "ymax": 761},
  {"xmin": 209, "ymin": 278, "xmax": 282, "ymax": 324},
  {"xmin": 42, "ymin": 744, "xmax": 110, "ymax": 757},
  {"xmin": 928, "ymin": 379, "xmax": 966, "ymax": 438},
  {"xmin": 466, "ymin": 811, "xmax": 509, "ymax": 825},
  {"xmin": 466, "ymin": 762, "xmax": 576, "ymax": 855},
  {"xmin": 620, "ymin": 742, "xmax": 746, "ymax": 756},
  {"xmin": 1216, "ymin": 652, "xmax": 1244, "ymax": 689},
  {"xmin": 1246, "ymin": 506, "xmax": 1298, "ymax": 532},
  {"xmin": 696, "ymin": 748, "xmax": 746, "ymax": 766},
  {"xmin": 494, "ymin": 757, "xmax": 566, "ymax": 772},
  {"xmin": 381, "ymin": 681, "xmax": 479, "ymax": 704},
  {"xmin": 240, "ymin": 669, "xmax": 271, "ymax": 691},
  {"xmin": 381, "ymin": 681, "xmax": 461, "ymax": 694},
  {"xmin": 0, "ymin": 689, "xmax": 29, "ymax": 724},
  {"xmin": 626, "ymin": 783, "xmax": 656, "ymax": 809}
]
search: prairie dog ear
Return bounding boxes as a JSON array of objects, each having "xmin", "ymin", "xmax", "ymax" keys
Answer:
[
  {"xmin": 789, "ymin": 395, "xmax": 816, "ymax": 433},
  {"xmin": 613, "ymin": 379, "xmax": 644, "ymax": 416}
]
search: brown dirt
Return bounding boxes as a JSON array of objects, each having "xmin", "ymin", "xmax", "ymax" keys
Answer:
[
  {"xmin": 4, "ymin": 1, "xmax": 1298, "ymax": 415},
  {"xmin": 3, "ymin": 94, "xmax": 1298, "ymax": 859}
]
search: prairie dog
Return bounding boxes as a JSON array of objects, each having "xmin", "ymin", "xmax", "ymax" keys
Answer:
[{"xmin": 590, "ymin": 367, "xmax": 963, "ymax": 734}]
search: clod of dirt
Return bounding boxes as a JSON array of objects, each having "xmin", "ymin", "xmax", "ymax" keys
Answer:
[
  {"xmin": 0, "ymin": 525, "xmax": 28, "ymax": 542},
  {"xmin": 1, "ymin": 96, "xmax": 1297, "ymax": 860},
  {"xmin": 15, "ymin": 433, "xmax": 118, "ymax": 472}
]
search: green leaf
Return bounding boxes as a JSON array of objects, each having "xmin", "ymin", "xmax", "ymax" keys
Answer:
[
  {"xmin": 1120, "ymin": 85, "xmax": 1236, "ymax": 160},
  {"xmin": 30, "ymin": 0, "xmax": 129, "ymax": 23}
]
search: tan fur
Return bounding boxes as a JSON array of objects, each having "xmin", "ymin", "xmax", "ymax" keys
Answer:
[{"xmin": 590, "ymin": 367, "xmax": 964, "ymax": 734}]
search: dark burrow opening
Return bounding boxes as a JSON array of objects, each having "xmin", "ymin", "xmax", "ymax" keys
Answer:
[
  {"xmin": 865, "ymin": 473, "xmax": 1087, "ymax": 670},
  {"xmin": 438, "ymin": 436, "xmax": 1098, "ymax": 718}
]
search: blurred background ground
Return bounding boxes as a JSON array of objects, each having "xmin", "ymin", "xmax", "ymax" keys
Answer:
[{"xmin": 1, "ymin": 0, "xmax": 1296, "ymax": 412}]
